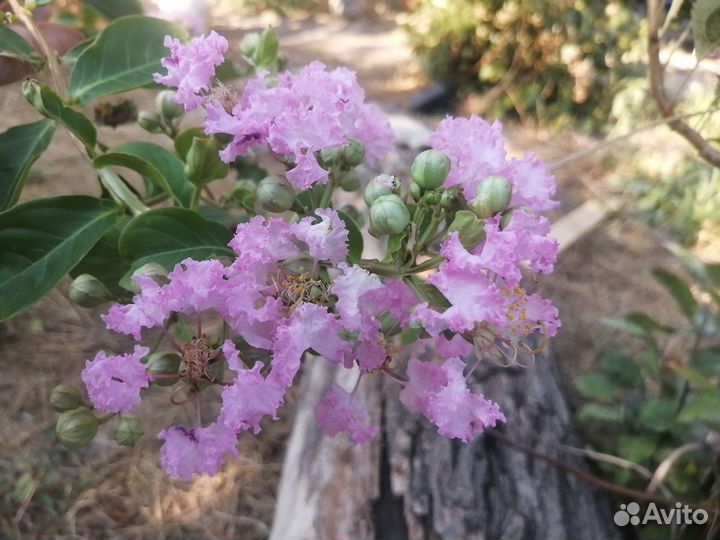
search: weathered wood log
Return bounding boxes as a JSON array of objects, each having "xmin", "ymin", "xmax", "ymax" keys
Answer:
[{"xmin": 270, "ymin": 346, "xmax": 623, "ymax": 540}]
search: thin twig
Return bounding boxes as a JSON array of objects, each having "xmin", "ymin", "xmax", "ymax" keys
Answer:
[
  {"xmin": 646, "ymin": 442, "xmax": 703, "ymax": 494},
  {"xmin": 488, "ymin": 430, "xmax": 716, "ymax": 513},
  {"xmin": 646, "ymin": 0, "xmax": 720, "ymax": 168}
]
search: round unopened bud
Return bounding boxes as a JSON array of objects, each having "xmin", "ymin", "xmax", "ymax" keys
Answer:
[
  {"xmin": 470, "ymin": 175, "xmax": 513, "ymax": 218},
  {"xmin": 114, "ymin": 416, "xmax": 144, "ymax": 447},
  {"xmin": 240, "ymin": 32, "xmax": 260, "ymax": 57},
  {"xmin": 155, "ymin": 90, "xmax": 184, "ymax": 120},
  {"xmin": 137, "ymin": 110, "xmax": 164, "ymax": 133},
  {"xmin": 370, "ymin": 194, "xmax": 411, "ymax": 235},
  {"xmin": 364, "ymin": 174, "xmax": 399, "ymax": 207},
  {"xmin": 144, "ymin": 351, "xmax": 181, "ymax": 386},
  {"xmin": 231, "ymin": 178, "xmax": 257, "ymax": 208},
  {"xmin": 410, "ymin": 149, "xmax": 451, "ymax": 189},
  {"xmin": 56, "ymin": 409, "xmax": 98, "ymax": 449},
  {"xmin": 423, "ymin": 189, "xmax": 442, "ymax": 205},
  {"xmin": 342, "ymin": 138, "xmax": 365, "ymax": 167},
  {"xmin": 124, "ymin": 262, "xmax": 169, "ymax": 294},
  {"xmin": 50, "ymin": 384, "xmax": 83, "ymax": 412},
  {"xmin": 339, "ymin": 171, "xmax": 361, "ymax": 191},
  {"xmin": 68, "ymin": 274, "xmax": 111, "ymax": 308},
  {"xmin": 257, "ymin": 175, "xmax": 295, "ymax": 213},
  {"xmin": 449, "ymin": 210, "xmax": 487, "ymax": 249},
  {"xmin": 440, "ymin": 188, "xmax": 459, "ymax": 208},
  {"xmin": 409, "ymin": 181, "xmax": 423, "ymax": 201}
]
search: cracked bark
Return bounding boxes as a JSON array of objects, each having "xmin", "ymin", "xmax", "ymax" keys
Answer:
[{"xmin": 270, "ymin": 345, "xmax": 622, "ymax": 540}]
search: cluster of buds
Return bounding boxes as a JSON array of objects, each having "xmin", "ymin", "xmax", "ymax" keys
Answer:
[{"xmin": 55, "ymin": 31, "xmax": 560, "ymax": 481}]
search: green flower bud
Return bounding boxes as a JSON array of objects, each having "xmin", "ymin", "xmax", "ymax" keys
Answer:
[
  {"xmin": 155, "ymin": 90, "xmax": 184, "ymax": 120},
  {"xmin": 470, "ymin": 175, "xmax": 513, "ymax": 218},
  {"xmin": 440, "ymin": 188, "xmax": 459, "ymax": 209},
  {"xmin": 410, "ymin": 149, "xmax": 451, "ymax": 189},
  {"xmin": 423, "ymin": 189, "xmax": 442, "ymax": 205},
  {"xmin": 231, "ymin": 178, "xmax": 257, "ymax": 209},
  {"xmin": 363, "ymin": 174, "xmax": 399, "ymax": 207},
  {"xmin": 370, "ymin": 194, "xmax": 410, "ymax": 235},
  {"xmin": 500, "ymin": 208, "xmax": 515, "ymax": 230},
  {"xmin": 137, "ymin": 110, "xmax": 164, "ymax": 133},
  {"xmin": 144, "ymin": 351, "xmax": 181, "ymax": 386},
  {"xmin": 257, "ymin": 175, "xmax": 295, "ymax": 212},
  {"xmin": 342, "ymin": 138, "xmax": 365, "ymax": 167},
  {"xmin": 240, "ymin": 32, "xmax": 260, "ymax": 58},
  {"xmin": 56, "ymin": 409, "xmax": 98, "ymax": 449},
  {"xmin": 409, "ymin": 181, "xmax": 423, "ymax": 201},
  {"xmin": 339, "ymin": 171, "xmax": 361, "ymax": 192},
  {"xmin": 122, "ymin": 262, "xmax": 169, "ymax": 294},
  {"xmin": 114, "ymin": 416, "xmax": 144, "ymax": 447},
  {"xmin": 68, "ymin": 274, "xmax": 111, "ymax": 308},
  {"xmin": 448, "ymin": 210, "xmax": 486, "ymax": 249},
  {"xmin": 50, "ymin": 384, "xmax": 83, "ymax": 412}
]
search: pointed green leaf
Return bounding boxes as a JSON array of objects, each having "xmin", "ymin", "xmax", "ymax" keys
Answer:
[
  {"xmin": 119, "ymin": 207, "xmax": 233, "ymax": 272},
  {"xmin": 174, "ymin": 127, "xmax": 206, "ymax": 160},
  {"xmin": 651, "ymin": 268, "xmax": 698, "ymax": 321},
  {"xmin": 94, "ymin": 142, "xmax": 194, "ymax": 207},
  {"xmin": 577, "ymin": 403, "xmax": 624, "ymax": 424},
  {"xmin": 575, "ymin": 373, "xmax": 619, "ymax": 401},
  {"xmin": 0, "ymin": 26, "xmax": 43, "ymax": 66},
  {"xmin": 69, "ymin": 16, "xmax": 187, "ymax": 103},
  {"xmin": 0, "ymin": 196, "xmax": 122, "ymax": 321},
  {"xmin": 692, "ymin": 0, "xmax": 720, "ymax": 59},
  {"xmin": 61, "ymin": 38, "xmax": 92, "ymax": 67},
  {"xmin": 84, "ymin": 0, "xmax": 144, "ymax": 19},
  {"xmin": 337, "ymin": 210, "xmax": 364, "ymax": 263},
  {"xmin": 0, "ymin": 120, "xmax": 55, "ymax": 210},
  {"xmin": 637, "ymin": 398, "xmax": 676, "ymax": 432},
  {"xmin": 22, "ymin": 80, "xmax": 96, "ymax": 150}
]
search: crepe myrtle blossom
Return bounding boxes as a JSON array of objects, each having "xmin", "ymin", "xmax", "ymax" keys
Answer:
[
  {"xmin": 203, "ymin": 62, "xmax": 394, "ymax": 189},
  {"xmin": 67, "ymin": 39, "xmax": 562, "ymax": 480},
  {"xmin": 153, "ymin": 31, "xmax": 228, "ymax": 111},
  {"xmin": 155, "ymin": 32, "xmax": 394, "ymax": 190}
]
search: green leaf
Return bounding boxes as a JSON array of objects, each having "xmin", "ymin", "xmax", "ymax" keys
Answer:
[
  {"xmin": 601, "ymin": 316, "xmax": 653, "ymax": 337},
  {"xmin": 692, "ymin": 0, "xmax": 720, "ymax": 59},
  {"xmin": 690, "ymin": 347, "xmax": 720, "ymax": 377},
  {"xmin": 69, "ymin": 16, "xmax": 187, "ymax": 103},
  {"xmin": 174, "ymin": 127, "xmax": 206, "ymax": 160},
  {"xmin": 253, "ymin": 28, "xmax": 279, "ymax": 70},
  {"xmin": 617, "ymin": 434, "xmax": 659, "ymax": 463},
  {"xmin": 61, "ymin": 39, "xmax": 92, "ymax": 67},
  {"xmin": 119, "ymin": 207, "xmax": 233, "ymax": 272},
  {"xmin": 0, "ymin": 120, "xmax": 55, "ymax": 210},
  {"xmin": 600, "ymin": 354, "xmax": 645, "ymax": 389},
  {"xmin": 637, "ymin": 398, "xmax": 676, "ymax": 432},
  {"xmin": 0, "ymin": 196, "xmax": 121, "ymax": 321},
  {"xmin": 84, "ymin": 0, "xmax": 144, "ymax": 19},
  {"xmin": 70, "ymin": 216, "xmax": 130, "ymax": 297},
  {"xmin": 678, "ymin": 389, "xmax": 720, "ymax": 424},
  {"xmin": 22, "ymin": 80, "xmax": 96, "ymax": 151},
  {"xmin": 575, "ymin": 372, "xmax": 619, "ymax": 401},
  {"xmin": 94, "ymin": 142, "xmax": 194, "ymax": 207},
  {"xmin": 577, "ymin": 403, "xmax": 624, "ymax": 424},
  {"xmin": 624, "ymin": 312, "xmax": 674, "ymax": 334},
  {"xmin": 337, "ymin": 210, "xmax": 364, "ymax": 263},
  {"xmin": 0, "ymin": 26, "xmax": 43, "ymax": 66},
  {"xmin": 652, "ymin": 268, "xmax": 698, "ymax": 321},
  {"xmin": 184, "ymin": 137, "xmax": 229, "ymax": 185}
]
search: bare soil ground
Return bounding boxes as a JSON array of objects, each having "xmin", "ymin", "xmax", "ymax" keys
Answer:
[{"xmin": 0, "ymin": 12, "xmax": 709, "ymax": 540}]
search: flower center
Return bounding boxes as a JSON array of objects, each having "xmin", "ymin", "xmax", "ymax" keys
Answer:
[{"xmin": 180, "ymin": 338, "xmax": 218, "ymax": 381}]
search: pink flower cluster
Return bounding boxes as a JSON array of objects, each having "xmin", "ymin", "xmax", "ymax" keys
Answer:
[
  {"xmin": 153, "ymin": 33, "xmax": 394, "ymax": 190},
  {"xmin": 75, "ymin": 35, "xmax": 562, "ymax": 482},
  {"xmin": 415, "ymin": 116, "xmax": 560, "ymax": 351}
]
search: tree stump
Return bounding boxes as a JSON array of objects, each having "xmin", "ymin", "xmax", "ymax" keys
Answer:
[{"xmin": 270, "ymin": 346, "xmax": 622, "ymax": 540}]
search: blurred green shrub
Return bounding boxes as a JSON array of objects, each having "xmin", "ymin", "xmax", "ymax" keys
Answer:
[
  {"xmin": 625, "ymin": 160, "xmax": 720, "ymax": 245},
  {"xmin": 575, "ymin": 255, "xmax": 720, "ymax": 539},
  {"xmin": 406, "ymin": 0, "xmax": 643, "ymax": 129}
]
